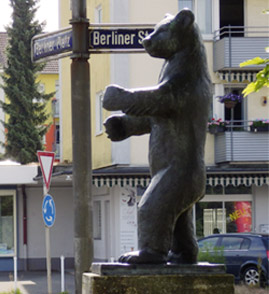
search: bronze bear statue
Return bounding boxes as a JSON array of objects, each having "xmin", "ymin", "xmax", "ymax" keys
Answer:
[{"xmin": 103, "ymin": 9, "xmax": 211, "ymax": 264}]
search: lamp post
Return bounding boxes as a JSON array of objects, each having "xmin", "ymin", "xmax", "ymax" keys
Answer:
[{"xmin": 70, "ymin": 1, "xmax": 93, "ymax": 293}]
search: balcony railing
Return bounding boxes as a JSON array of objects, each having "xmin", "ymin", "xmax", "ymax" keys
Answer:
[
  {"xmin": 212, "ymin": 120, "xmax": 269, "ymax": 164},
  {"xmin": 213, "ymin": 26, "xmax": 269, "ymax": 72}
]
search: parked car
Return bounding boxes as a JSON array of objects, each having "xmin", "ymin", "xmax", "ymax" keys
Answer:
[{"xmin": 198, "ymin": 233, "xmax": 269, "ymax": 286}]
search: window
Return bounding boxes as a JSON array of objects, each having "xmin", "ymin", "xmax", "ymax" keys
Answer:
[
  {"xmin": 225, "ymin": 201, "xmax": 252, "ymax": 233},
  {"xmin": 95, "ymin": 91, "xmax": 104, "ymax": 135},
  {"xmin": 220, "ymin": 237, "xmax": 244, "ymax": 250},
  {"xmin": 0, "ymin": 190, "xmax": 16, "ymax": 256},
  {"xmin": 178, "ymin": 0, "xmax": 193, "ymax": 10},
  {"xmin": 95, "ymin": 5, "xmax": 102, "ymax": 23},
  {"xmin": 196, "ymin": 0, "xmax": 212, "ymax": 34},
  {"xmin": 178, "ymin": 0, "xmax": 212, "ymax": 34},
  {"xmin": 198, "ymin": 237, "xmax": 219, "ymax": 250},
  {"xmin": 93, "ymin": 201, "xmax": 102, "ymax": 240},
  {"xmin": 196, "ymin": 199, "xmax": 252, "ymax": 238}
]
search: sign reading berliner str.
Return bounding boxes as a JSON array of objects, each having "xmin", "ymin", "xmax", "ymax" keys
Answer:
[
  {"xmin": 89, "ymin": 28, "xmax": 153, "ymax": 51},
  {"xmin": 31, "ymin": 25, "xmax": 154, "ymax": 62}
]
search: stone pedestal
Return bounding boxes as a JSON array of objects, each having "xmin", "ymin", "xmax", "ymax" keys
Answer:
[{"xmin": 82, "ymin": 263, "xmax": 234, "ymax": 294}]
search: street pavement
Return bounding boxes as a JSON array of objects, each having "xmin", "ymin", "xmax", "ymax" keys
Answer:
[{"xmin": 0, "ymin": 271, "xmax": 75, "ymax": 294}]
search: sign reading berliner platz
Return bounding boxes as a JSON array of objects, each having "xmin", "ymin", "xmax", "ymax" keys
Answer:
[
  {"xmin": 32, "ymin": 28, "xmax": 72, "ymax": 62},
  {"xmin": 31, "ymin": 25, "xmax": 154, "ymax": 62}
]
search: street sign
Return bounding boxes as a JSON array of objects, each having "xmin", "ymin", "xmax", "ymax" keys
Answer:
[
  {"xmin": 31, "ymin": 25, "xmax": 154, "ymax": 62},
  {"xmin": 42, "ymin": 194, "xmax": 56, "ymax": 227},
  {"xmin": 37, "ymin": 151, "xmax": 55, "ymax": 192},
  {"xmin": 89, "ymin": 28, "xmax": 153, "ymax": 52},
  {"xmin": 31, "ymin": 28, "xmax": 72, "ymax": 62}
]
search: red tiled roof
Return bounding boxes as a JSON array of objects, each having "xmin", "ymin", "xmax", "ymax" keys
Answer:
[{"xmin": 0, "ymin": 32, "xmax": 58, "ymax": 74}]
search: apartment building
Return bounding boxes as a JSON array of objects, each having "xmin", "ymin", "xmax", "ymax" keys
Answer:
[
  {"xmin": 0, "ymin": 0, "xmax": 268, "ymax": 271},
  {"xmin": 57, "ymin": 0, "xmax": 268, "ymax": 261}
]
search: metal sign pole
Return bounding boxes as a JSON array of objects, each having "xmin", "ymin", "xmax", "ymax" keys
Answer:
[
  {"xmin": 43, "ymin": 186, "xmax": 52, "ymax": 294},
  {"xmin": 71, "ymin": 1, "xmax": 93, "ymax": 294}
]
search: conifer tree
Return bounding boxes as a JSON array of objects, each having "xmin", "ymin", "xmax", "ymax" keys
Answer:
[{"xmin": 0, "ymin": 0, "xmax": 53, "ymax": 164}]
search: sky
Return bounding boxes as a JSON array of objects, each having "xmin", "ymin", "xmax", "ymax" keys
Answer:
[{"xmin": 0, "ymin": 0, "xmax": 59, "ymax": 32}]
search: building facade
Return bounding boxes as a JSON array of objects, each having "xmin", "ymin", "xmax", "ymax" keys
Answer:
[
  {"xmin": 0, "ymin": 0, "xmax": 268, "ymax": 271},
  {"xmin": 57, "ymin": 0, "xmax": 269, "ymax": 261}
]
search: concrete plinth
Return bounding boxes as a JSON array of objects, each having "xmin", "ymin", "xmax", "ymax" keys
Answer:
[{"xmin": 82, "ymin": 263, "xmax": 234, "ymax": 294}]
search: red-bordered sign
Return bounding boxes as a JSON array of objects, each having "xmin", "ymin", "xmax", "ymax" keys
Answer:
[{"xmin": 37, "ymin": 151, "xmax": 55, "ymax": 192}]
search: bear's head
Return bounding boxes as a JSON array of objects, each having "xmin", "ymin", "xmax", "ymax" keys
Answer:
[{"xmin": 142, "ymin": 9, "xmax": 195, "ymax": 59}]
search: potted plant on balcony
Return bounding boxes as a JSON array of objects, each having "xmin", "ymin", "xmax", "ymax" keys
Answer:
[
  {"xmin": 208, "ymin": 118, "xmax": 228, "ymax": 134},
  {"xmin": 217, "ymin": 93, "xmax": 244, "ymax": 108},
  {"xmin": 250, "ymin": 119, "xmax": 269, "ymax": 132}
]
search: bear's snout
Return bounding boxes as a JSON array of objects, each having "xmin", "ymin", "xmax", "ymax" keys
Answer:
[{"xmin": 142, "ymin": 38, "xmax": 152, "ymax": 49}]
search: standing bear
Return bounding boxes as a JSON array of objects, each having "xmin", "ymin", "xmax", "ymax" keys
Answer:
[{"xmin": 103, "ymin": 9, "xmax": 211, "ymax": 264}]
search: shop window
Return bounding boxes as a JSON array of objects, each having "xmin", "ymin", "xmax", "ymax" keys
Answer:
[
  {"xmin": 0, "ymin": 191, "xmax": 16, "ymax": 256},
  {"xmin": 225, "ymin": 201, "xmax": 252, "ymax": 233},
  {"xmin": 196, "ymin": 200, "xmax": 252, "ymax": 238},
  {"xmin": 196, "ymin": 202, "xmax": 223, "ymax": 238}
]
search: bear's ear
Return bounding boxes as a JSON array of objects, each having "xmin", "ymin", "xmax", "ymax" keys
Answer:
[
  {"xmin": 164, "ymin": 13, "xmax": 173, "ymax": 19},
  {"xmin": 172, "ymin": 9, "xmax": 194, "ymax": 30}
]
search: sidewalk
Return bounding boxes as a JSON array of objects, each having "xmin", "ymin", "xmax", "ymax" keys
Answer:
[{"xmin": 0, "ymin": 271, "xmax": 75, "ymax": 294}]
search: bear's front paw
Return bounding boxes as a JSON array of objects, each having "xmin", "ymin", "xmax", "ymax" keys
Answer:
[
  {"xmin": 118, "ymin": 249, "xmax": 167, "ymax": 264},
  {"xmin": 103, "ymin": 84, "xmax": 126, "ymax": 111},
  {"xmin": 103, "ymin": 115, "xmax": 127, "ymax": 141}
]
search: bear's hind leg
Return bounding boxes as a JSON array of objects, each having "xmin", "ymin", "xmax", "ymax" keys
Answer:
[
  {"xmin": 168, "ymin": 207, "xmax": 199, "ymax": 264},
  {"xmin": 118, "ymin": 167, "xmax": 178, "ymax": 264}
]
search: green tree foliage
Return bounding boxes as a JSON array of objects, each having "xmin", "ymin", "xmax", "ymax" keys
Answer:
[
  {"xmin": 240, "ymin": 10, "xmax": 269, "ymax": 97},
  {"xmin": 240, "ymin": 53, "xmax": 269, "ymax": 96},
  {"xmin": 0, "ymin": 0, "xmax": 53, "ymax": 164}
]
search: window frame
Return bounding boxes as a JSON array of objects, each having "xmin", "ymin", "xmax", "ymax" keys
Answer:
[
  {"xmin": 0, "ymin": 190, "xmax": 17, "ymax": 257},
  {"xmin": 178, "ymin": 0, "xmax": 215, "ymax": 39},
  {"xmin": 95, "ymin": 91, "xmax": 104, "ymax": 136}
]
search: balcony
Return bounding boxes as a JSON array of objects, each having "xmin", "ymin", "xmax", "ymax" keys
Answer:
[
  {"xmin": 213, "ymin": 26, "xmax": 269, "ymax": 72},
  {"xmin": 212, "ymin": 121, "xmax": 269, "ymax": 164}
]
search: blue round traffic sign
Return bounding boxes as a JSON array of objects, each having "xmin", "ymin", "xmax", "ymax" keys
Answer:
[{"xmin": 42, "ymin": 194, "xmax": 56, "ymax": 227}]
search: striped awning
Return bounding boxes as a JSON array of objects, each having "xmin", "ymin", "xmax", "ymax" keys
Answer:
[
  {"xmin": 217, "ymin": 71, "xmax": 257, "ymax": 83},
  {"xmin": 92, "ymin": 174, "xmax": 269, "ymax": 188},
  {"xmin": 92, "ymin": 176, "xmax": 151, "ymax": 188},
  {"xmin": 206, "ymin": 175, "xmax": 269, "ymax": 187}
]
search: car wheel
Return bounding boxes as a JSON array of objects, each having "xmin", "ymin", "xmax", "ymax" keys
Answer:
[{"xmin": 243, "ymin": 267, "xmax": 260, "ymax": 286}]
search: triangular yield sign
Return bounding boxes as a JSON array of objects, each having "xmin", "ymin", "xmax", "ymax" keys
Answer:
[{"xmin": 37, "ymin": 151, "xmax": 55, "ymax": 192}]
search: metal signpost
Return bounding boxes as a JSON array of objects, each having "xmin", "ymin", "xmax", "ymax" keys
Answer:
[
  {"xmin": 37, "ymin": 151, "xmax": 55, "ymax": 294},
  {"xmin": 32, "ymin": 2, "xmax": 154, "ymax": 293}
]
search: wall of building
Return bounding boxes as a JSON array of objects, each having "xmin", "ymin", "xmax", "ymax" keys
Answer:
[
  {"xmin": 245, "ymin": 0, "xmax": 269, "ymax": 28},
  {"xmin": 89, "ymin": 0, "xmax": 112, "ymax": 168},
  {"xmin": 17, "ymin": 184, "xmax": 74, "ymax": 270},
  {"xmin": 253, "ymin": 185, "xmax": 269, "ymax": 233},
  {"xmin": 247, "ymin": 87, "xmax": 269, "ymax": 121}
]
